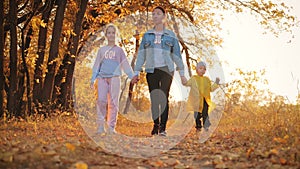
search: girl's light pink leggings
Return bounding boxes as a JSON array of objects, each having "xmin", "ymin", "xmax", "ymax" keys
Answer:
[{"xmin": 96, "ymin": 76, "xmax": 120, "ymax": 129}]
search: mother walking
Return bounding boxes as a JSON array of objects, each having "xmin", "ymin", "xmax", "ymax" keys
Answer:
[{"xmin": 133, "ymin": 6, "xmax": 187, "ymax": 136}]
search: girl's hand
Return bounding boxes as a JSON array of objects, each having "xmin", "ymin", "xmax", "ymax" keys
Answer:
[{"xmin": 90, "ymin": 82, "xmax": 95, "ymax": 90}]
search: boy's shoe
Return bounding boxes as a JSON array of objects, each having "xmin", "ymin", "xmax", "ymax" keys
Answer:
[
  {"xmin": 151, "ymin": 124, "xmax": 159, "ymax": 135},
  {"xmin": 204, "ymin": 119, "xmax": 211, "ymax": 129},
  {"xmin": 159, "ymin": 130, "xmax": 167, "ymax": 136}
]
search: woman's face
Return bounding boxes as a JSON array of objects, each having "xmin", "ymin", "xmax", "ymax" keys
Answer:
[
  {"xmin": 152, "ymin": 8, "xmax": 165, "ymax": 25},
  {"xmin": 105, "ymin": 26, "xmax": 116, "ymax": 42}
]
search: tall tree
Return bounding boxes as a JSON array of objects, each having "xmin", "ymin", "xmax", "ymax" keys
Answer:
[
  {"xmin": 42, "ymin": 0, "xmax": 67, "ymax": 103},
  {"xmin": 33, "ymin": 0, "xmax": 54, "ymax": 104},
  {"xmin": 0, "ymin": 0, "xmax": 4, "ymax": 116},
  {"xmin": 7, "ymin": 0, "xmax": 18, "ymax": 115},
  {"xmin": 55, "ymin": 0, "xmax": 88, "ymax": 109},
  {"xmin": 18, "ymin": 0, "xmax": 42, "ymax": 114}
]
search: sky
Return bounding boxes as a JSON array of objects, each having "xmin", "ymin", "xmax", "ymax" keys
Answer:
[{"xmin": 217, "ymin": 0, "xmax": 300, "ymax": 103}]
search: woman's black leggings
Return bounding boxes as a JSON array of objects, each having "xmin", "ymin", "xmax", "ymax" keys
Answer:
[{"xmin": 146, "ymin": 66, "xmax": 174, "ymax": 130}]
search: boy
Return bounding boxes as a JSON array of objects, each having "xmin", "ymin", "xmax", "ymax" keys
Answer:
[{"xmin": 183, "ymin": 61, "xmax": 220, "ymax": 131}]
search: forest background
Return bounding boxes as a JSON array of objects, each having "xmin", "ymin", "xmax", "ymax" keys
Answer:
[{"xmin": 0, "ymin": 0, "xmax": 299, "ymax": 168}]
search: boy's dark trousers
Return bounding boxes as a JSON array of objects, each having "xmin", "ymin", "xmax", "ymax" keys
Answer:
[
  {"xmin": 146, "ymin": 66, "xmax": 174, "ymax": 132},
  {"xmin": 194, "ymin": 99, "xmax": 211, "ymax": 129}
]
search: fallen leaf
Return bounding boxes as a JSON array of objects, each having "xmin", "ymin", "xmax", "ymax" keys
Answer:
[
  {"xmin": 273, "ymin": 137, "xmax": 287, "ymax": 144},
  {"xmin": 149, "ymin": 160, "xmax": 164, "ymax": 168},
  {"xmin": 43, "ymin": 150, "xmax": 57, "ymax": 156},
  {"xmin": 65, "ymin": 143, "xmax": 76, "ymax": 152},
  {"xmin": 52, "ymin": 155, "xmax": 61, "ymax": 163},
  {"xmin": 0, "ymin": 152, "xmax": 14, "ymax": 162},
  {"xmin": 279, "ymin": 158, "xmax": 287, "ymax": 165},
  {"xmin": 71, "ymin": 161, "xmax": 88, "ymax": 169},
  {"xmin": 269, "ymin": 149, "xmax": 279, "ymax": 156},
  {"xmin": 174, "ymin": 163, "xmax": 186, "ymax": 169},
  {"xmin": 165, "ymin": 158, "xmax": 180, "ymax": 166},
  {"xmin": 246, "ymin": 147, "xmax": 254, "ymax": 158},
  {"xmin": 137, "ymin": 167, "xmax": 147, "ymax": 169},
  {"xmin": 215, "ymin": 163, "xmax": 227, "ymax": 169}
]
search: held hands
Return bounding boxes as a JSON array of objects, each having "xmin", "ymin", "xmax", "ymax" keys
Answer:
[
  {"xmin": 131, "ymin": 75, "xmax": 139, "ymax": 84},
  {"xmin": 180, "ymin": 76, "xmax": 187, "ymax": 85}
]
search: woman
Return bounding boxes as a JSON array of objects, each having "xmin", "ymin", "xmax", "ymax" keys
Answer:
[{"xmin": 133, "ymin": 6, "xmax": 187, "ymax": 136}]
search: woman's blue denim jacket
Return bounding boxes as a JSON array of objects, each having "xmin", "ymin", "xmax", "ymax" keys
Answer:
[{"xmin": 134, "ymin": 28, "xmax": 185, "ymax": 76}]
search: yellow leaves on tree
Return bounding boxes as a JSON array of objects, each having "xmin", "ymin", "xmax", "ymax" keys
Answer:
[{"xmin": 31, "ymin": 16, "xmax": 47, "ymax": 31}]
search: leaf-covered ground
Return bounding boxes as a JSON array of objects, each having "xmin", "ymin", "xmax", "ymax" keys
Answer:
[{"xmin": 0, "ymin": 113, "xmax": 299, "ymax": 169}]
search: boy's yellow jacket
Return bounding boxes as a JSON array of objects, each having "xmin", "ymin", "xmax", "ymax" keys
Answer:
[{"xmin": 185, "ymin": 75, "xmax": 218, "ymax": 113}]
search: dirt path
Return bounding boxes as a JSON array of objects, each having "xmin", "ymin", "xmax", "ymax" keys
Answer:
[{"xmin": 0, "ymin": 115, "xmax": 299, "ymax": 169}]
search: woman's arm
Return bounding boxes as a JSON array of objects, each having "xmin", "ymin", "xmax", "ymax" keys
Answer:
[
  {"xmin": 170, "ymin": 32, "xmax": 185, "ymax": 77},
  {"xmin": 134, "ymin": 34, "xmax": 147, "ymax": 76}
]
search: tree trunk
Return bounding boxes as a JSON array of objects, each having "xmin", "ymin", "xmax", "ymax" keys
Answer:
[
  {"xmin": 122, "ymin": 30, "xmax": 140, "ymax": 114},
  {"xmin": 33, "ymin": 0, "xmax": 54, "ymax": 105},
  {"xmin": 58, "ymin": 0, "xmax": 88, "ymax": 109},
  {"xmin": 7, "ymin": 0, "xmax": 19, "ymax": 116},
  {"xmin": 17, "ymin": 27, "xmax": 33, "ymax": 115},
  {"xmin": 53, "ymin": 55, "xmax": 67, "ymax": 104},
  {"xmin": 42, "ymin": 0, "xmax": 67, "ymax": 103},
  {"xmin": 0, "ymin": 1, "xmax": 4, "ymax": 117}
]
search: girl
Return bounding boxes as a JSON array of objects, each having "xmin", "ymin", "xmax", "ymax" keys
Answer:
[
  {"xmin": 90, "ymin": 24, "xmax": 138, "ymax": 134},
  {"xmin": 134, "ymin": 6, "xmax": 187, "ymax": 136}
]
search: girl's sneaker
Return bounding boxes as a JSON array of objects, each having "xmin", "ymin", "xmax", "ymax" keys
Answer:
[
  {"xmin": 107, "ymin": 127, "xmax": 117, "ymax": 134},
  {"xmin": 96, "ymin": 125, "xmax": 106, "ymax": 135}
]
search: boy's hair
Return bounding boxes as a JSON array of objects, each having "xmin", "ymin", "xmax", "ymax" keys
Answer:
[{"xmin": 196, "ymin": 61, "xmax": 207, "ymax": 69}]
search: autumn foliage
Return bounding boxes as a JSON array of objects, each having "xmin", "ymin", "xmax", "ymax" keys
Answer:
[{"xmin": 0, "ymin": 0, "xmax": 299, "ymax": 168}]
